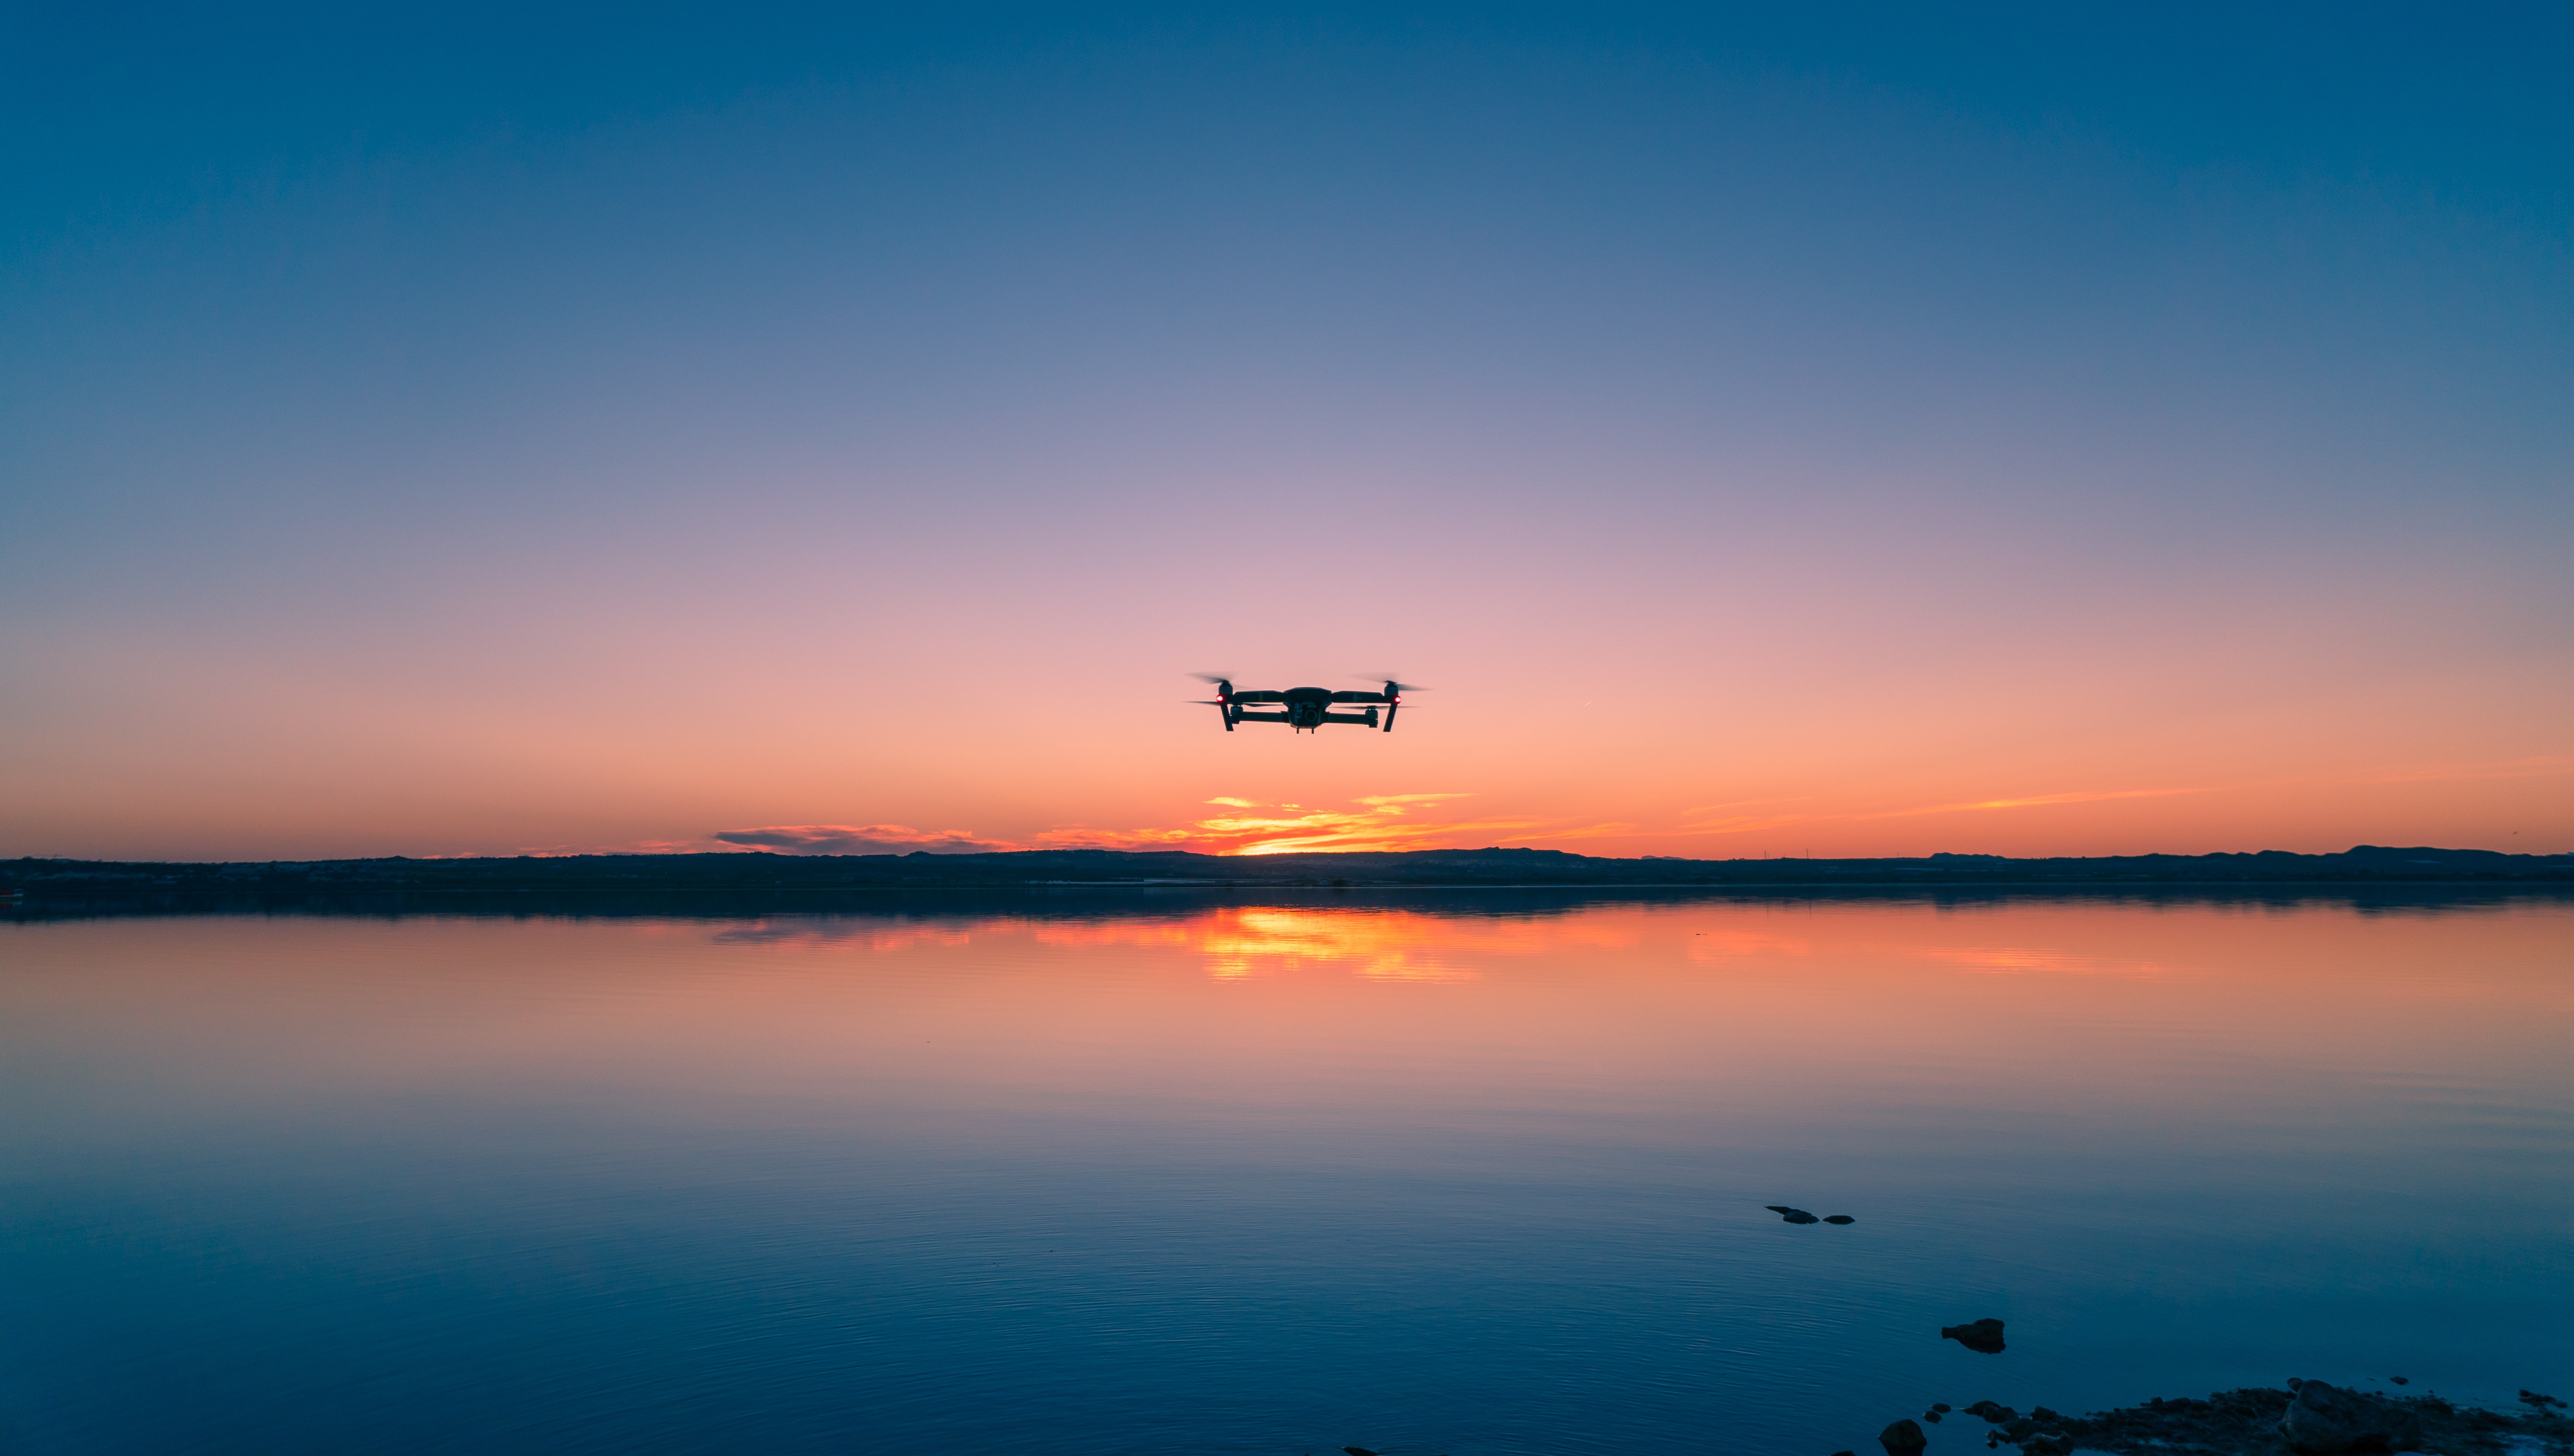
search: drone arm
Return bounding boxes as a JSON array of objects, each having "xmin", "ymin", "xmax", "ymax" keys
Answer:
[{"xmin": 1231, "ymin": 710, "xmax": 1292, "ymax": 724}]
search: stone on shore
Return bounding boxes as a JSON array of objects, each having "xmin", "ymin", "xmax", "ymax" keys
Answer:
[{"xmin": 2277, "ymin": 1379, "xmax": 2424, "ymax": 1453}]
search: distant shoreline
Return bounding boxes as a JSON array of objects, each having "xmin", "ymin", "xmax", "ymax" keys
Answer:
[{"xmin": 7, "ymin": 844, "xmax": 2570, "ymax": 905}]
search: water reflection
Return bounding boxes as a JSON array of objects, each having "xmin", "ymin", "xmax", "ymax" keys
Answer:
[{"xmin": 1, "ymin": 894, "xmax": 2568, "ymax": 1456}]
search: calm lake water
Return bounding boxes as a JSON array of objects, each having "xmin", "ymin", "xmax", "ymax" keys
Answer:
[{"xmin": 3, "ymin": 893, "xmax": 2568, "ymax": 1454}]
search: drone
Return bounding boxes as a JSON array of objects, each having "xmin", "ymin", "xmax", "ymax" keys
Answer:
[{"xmin": 1189, "ymin": 676, "xmax": 1425, "ymax": 733}]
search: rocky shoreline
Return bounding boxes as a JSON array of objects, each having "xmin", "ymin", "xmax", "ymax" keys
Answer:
[{"xmin": 1839, "ymin": 1382, "xmax": 2573, "ymax": 1456}]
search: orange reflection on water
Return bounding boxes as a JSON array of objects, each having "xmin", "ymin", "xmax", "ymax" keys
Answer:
[
  {"xmin": 1920, "ymin": 944, "xmax": 2172, "ymax": 977},
  {"xmin": 3, "ymin": 898, "xmax": 2569, "ymax": 1142},
  {"xmin": 1039, "ymin": 907, "xmax": 1637, "ymax": 981}
]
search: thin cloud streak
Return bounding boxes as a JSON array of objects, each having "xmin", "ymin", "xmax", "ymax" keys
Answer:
[
  {"xmin": 713, "ymin": 824, "xmax": 1024, "ymax": 854},
  {"xmin": 1670, "ymin": 785, "xmax": 2214, "ymax": 839},
  {"xmin": 2360, "ymin": 755, "xmax": 2573, "ymax": 785},
  {"xmin": 1037, "ymin": 793, "xmax": 1551, "ymax": 857}
]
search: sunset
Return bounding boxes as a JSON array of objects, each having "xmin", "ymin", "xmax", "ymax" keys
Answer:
[
  {"xmin": 3, "ymin": 6, "xmax": 2568, "ymax": 1454},
  {"xmin": 6, "ymin": 9, "xmax": 2568, "ymax": 866}
]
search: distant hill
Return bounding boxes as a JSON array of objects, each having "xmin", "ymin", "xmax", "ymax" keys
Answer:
[{"xmin": 6, "ymin": 844, "xmax": 2570, "ymax": 898}]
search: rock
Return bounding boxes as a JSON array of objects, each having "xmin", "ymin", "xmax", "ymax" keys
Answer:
[
  {"xmin": 2523, "ymin": 1390, "xmax": 2567, "ymax": 1410},
  {"xmin": 1832, "ymin": 1450, "xmax": 1857, "ymax": 1455},
  {"xmin": 1923, "ymin": 1409, "xmax": 1943, "ymax": 1422},
  {"xmin": 1767, "ymin": 1205, "xmax": 1821, "ymax": 1224},
  {"xmin": 2030, "ymin": 1407, "xmax": 2060, "ymax": 1423},
  {"xmin": 1342, "ymin": 1448, "xmax": 1378, "ymax": 1456},
  {"xmin": 1825, "ymin": 1215, "xmax": 1856, "ymax": 1224},
  {"xmin": 2278, "ymin": 1379, "xmax": 2425, "ymax": 1453},
  {"xmin": 1964, "ymin": 1402, "xmax": 2016, "ymax": 1423},
  {"xmin": 1932, "ymin": 1404, "xmax": 1951, "ymax": 1413},
  {"xmin": 2389, "ymin": 1376, "xmax": 2407, "ymax": 1386},
  {"xmin": 1879, "ymin": 1418, "xmax": 1928, "ymax": 1455},
  {"xmin": 2020, "ymin": 1433, "xmax": 2073, "ymax": 1456},
  {"xmin": 1941, "ymin": 1318, "xmax": 2007, "ymax": 1354}
]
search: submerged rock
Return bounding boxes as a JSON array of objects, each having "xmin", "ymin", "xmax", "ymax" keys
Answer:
[
  {"xmin": 2276, "ymin": 1380, "xmax": 2424, "ymax": 1453},
  {"xmin": 1941, "ymin": 1318, "xmax": 2007, "ymax": 1354},
  {"xmin": 2524, "ymin": 1390, "xmax": 2568, "ymax": 1410},
  {"xmin": 1923, "ymin": 1409, "xmax": 1943, "ymax": 1422},
  {"xmin": 1879, "ymin": 1418, "xmax": 1928, "ymax": 1455},
  {"xmin": 1767, "ymin": 1205, "xmax": 1822, "ymax": 1224},
  {"xmin": 1342, "ymin": 1447, "xmax": 1378, "ymax": 1456},
  {"xmin": 1963, "ymin": 1401, "xmax": 2016, "ymax": 1423},
  {"xmin": 1825, "ymin": 1215, "xmax": 1856, "ymax": 1225}
]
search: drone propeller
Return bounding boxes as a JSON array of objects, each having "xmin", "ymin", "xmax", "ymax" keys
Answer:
[
  {"xmin": 1188, "ymin": 672, "xmax": 1238, "ymax": 685},
  {"xmin": 1354, "ymin": 675, "xmax": 1429, "ymax": 694}
]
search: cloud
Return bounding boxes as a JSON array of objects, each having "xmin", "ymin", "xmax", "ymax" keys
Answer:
[
  {"xmin": 1039, "ymin": 794, "xmax": 1548, "ymax": 856},
  {"xmin": 1862, "ymin": 786, "xmax": 2210, "ymax": 819},
  {"xmin": 1667, "ymin": 785, "xmax": 2210, "ymax": 839},
  {"xmin": 711, "ymin": 824, "xmax": 1022, "ymax": 855},
  {"xmin": 1521, "ymin": 820, "xmax": 1644, "ymax": 841},
  {"xmin": 2359, "ymin": 754, "xmax": 2573, "ymax": 785},
  {"xmin": 1355, "ymin": 793, "xmax": 1474, "ymax": 807},
  {"xmin": 1033, "ymin": 826, "xmax": 1204, "ymax": 849}
]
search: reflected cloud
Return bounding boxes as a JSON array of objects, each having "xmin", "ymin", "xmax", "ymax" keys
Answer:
[
  {"xmin": 1924, "ymin": 945, "xmax": 2172, "ymax": 977},
  {"xmin": 1034, "ymin": 906, "xmax": 1638, "ymax": 980},
  {"xmin": 1688, "ymin": 930, "xmax": 1814, "ymax": 960},
  {"xmin": 711, "ymin": 920, "xmax": 979, "ymax": 953}
]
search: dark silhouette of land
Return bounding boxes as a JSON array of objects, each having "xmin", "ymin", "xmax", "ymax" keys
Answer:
[{"xmin": 6, "ymin": 844, "xmax": 2567, "ymax": 905}]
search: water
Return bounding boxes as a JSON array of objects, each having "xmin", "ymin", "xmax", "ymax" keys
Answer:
[{"xmin": 3, "ymin": 892, "xmax": 2568, "ymax": 1453}]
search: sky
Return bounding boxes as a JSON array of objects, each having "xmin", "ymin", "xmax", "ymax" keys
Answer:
[{"xmin": 4, "ymin": 3, "xmax": 2570, "ymax": 861}]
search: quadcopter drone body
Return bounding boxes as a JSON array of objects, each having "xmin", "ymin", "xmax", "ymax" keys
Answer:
[{"xmin": 1190, "ymin": 677, "xmax": 1422, "ymax": 733}]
